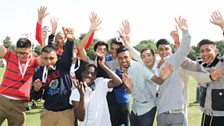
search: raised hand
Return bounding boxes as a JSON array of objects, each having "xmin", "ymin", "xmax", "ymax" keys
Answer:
[
  {"xmin": 37, "ymin": 6, "xmax": 49, "ymax": 24},
  {"xmin": 118, "ymin": 20, "xmax": 130, "ymax": 45},
  {"xmin": 33, "ymin": 79, "xmax": 43, "ymax": 92},
  {"xmin": 121, "ymin": 72, "xmax": 132, "ymax": 93},
  {"xmin": 160, "ymin": 62, "xmax": 173, "ymax": 81},
  {"xmin": 62, "ymin": 27, "xmax": 75, "ymax": 41},
  {"xmin": 210, "ymin": 11, "xmax": 224, "ymax": 30},
  {"xmin": 89, "ymin": 11, "xmax": 102, "ymax": 31},
  {"xmin": 170, "ymin": 25, "xmax": 180, "ymax": 48},
  {"xmin": 175, "ymin": 16, "xmax": 188, "ymax": 30},
  {"xmin": 73, "ymin": 80, "xmax": 85, "ymax": 96},
  {"xmin": 95, "ymin": 52, "xmax": 106, "ymax": 67},
  {"xmin": 120, "ymin": 20, "xmax": 130, "ymax": 35},
  {"xmin": 50, "ymin": 17, "xmax": 58, "ymax": 35}
]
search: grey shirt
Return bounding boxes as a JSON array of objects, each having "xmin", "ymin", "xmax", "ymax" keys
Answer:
[
  {"xmin": 157, "ymin": 29, "xmax": 191, "ymax": 114},
  {"xmin": 182, "ymin": 56, "xmax": 224, "ymax": 116}
]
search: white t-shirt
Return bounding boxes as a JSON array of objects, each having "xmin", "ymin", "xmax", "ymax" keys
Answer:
[{"xmin": 69, "ymin": 77, "xmax": 113, "ymax": 126}]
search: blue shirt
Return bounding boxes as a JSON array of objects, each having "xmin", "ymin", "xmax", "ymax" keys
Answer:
[{"xmin": 114, "ymin": 67, "xmax": 130, "ymax": 103}]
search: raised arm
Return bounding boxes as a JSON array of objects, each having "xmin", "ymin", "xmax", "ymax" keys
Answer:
[
  {"xmin": 48, "ymin": 17, "xmax": 58, "ymax": 46},
  {"xmin": 36, "ymin": 6, "xmax": 49, "ymax": 47},
  {"xmin": 76, "ymin": 12, "xmax": 102, "ymax": 50},
  {"xmin": 76, "ymin": 12, "xmax": 101, "ymax": 62},
  {"xmin": 181, "ymin": 58, "xmax": 223, "ymax": 84},
  {"xmin": 119, "ymin": 20, "xmax": 131, "ymax": 45},
  {"xmin": 170, "ymin": 25, "xmax": 180, "ymax": 49},
  {"xmin": 210, "ymin": 11, "xmax": 224, "ymax": 33},
  {"xmin": 119, "ymin": 20, "xmax": 143, "ymax": 63},
  {"xmin": 167, "ymin": 16, "xmax": 191, "ymax": 69},
  {"xmin": 97, "ymin": 54, "xmax": 122, "ymax": 88},
  {"xmin": 59, "ymin": 27, "xmax": 75, "ymax": 71}
]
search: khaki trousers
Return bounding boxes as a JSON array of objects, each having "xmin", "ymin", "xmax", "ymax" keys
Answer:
[
  {"xmin": 0, "ymin": 95, "xmax": 26, "ymax": 126},
  {"xmin": 40, "ymin": 108, "xmax": 74, "ymax": 126}
]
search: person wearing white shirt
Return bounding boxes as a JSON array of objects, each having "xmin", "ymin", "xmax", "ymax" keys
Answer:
[{"xmin": 69, "ymin": 55, "xmax": 122, "ymax": 126}]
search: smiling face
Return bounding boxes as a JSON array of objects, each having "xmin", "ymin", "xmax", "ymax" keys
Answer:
[
  {"xmin": 141, "ymin": 49, "xmax": 155, "ymax": 69},
  {"xmin": 199, "ymin": 44, "xmax": 218, "ymax": 64},
  {"xmin": 117, "ymin": 50, "xmax": 131, "ymax": 69},
  {"xmin": 157, "ymin": 44, "xmax": 172, "ymax": 59},
  {"xmin": 81, "ymin": 65, "xmax": 97, "ymax": 85}
]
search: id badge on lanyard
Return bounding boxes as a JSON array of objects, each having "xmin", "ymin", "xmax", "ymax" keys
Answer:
[{"xmin": 18, "ymin": 59, "xmax": 30, "ymax": 83}]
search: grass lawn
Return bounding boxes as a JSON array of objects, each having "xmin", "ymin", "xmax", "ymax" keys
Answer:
[{"xmin": 0, "ymin": 67, "xmax": 202, "ymax": 126}]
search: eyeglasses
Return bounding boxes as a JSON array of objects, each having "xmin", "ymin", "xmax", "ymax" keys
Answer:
[{"xmin": 16, "ymin": 51, "xmax": 30, "ymax": 56}]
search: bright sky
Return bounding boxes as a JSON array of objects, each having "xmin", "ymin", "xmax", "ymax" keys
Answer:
[{"xmin": 0, "ymin": 0, "xmax": 224, "ymax": 46}]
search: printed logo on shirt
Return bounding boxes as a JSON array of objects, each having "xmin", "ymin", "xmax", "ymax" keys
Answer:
[
  {"xmin": 47, "ymin": 78, "xmax": 68, "ymax": 96},
  {"xmin": 45, "ymin": 70, "xmax": 60, "ymax": 85},
  {"xmin": 49, "ymin": 79, "xmax": 59, "ymax": 89},
  {"xmin": 48, "ymin": 79, "xmax": 60, "ymax": 95}
]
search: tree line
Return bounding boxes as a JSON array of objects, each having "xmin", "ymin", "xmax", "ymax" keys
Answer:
[{"xmin": 2, "ymin": 35, "xmax": 224, "ymax": 60}]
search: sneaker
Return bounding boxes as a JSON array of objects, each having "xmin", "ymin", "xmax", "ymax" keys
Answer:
[{"xmin": 26, "ymin": 105, "xmax": 32, "ymax": 111}]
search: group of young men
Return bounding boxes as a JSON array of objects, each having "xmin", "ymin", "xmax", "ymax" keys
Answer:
[{"xmin": 1, "ymin": 6, "xmax": 224, "ymax": 126}]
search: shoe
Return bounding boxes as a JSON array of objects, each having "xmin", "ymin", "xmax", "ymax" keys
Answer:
[
  {"xmin": 193, "ymin": 101, "xmax": 199, "ymax": 103},
  {"xmin": 26, "ymin": 105, "xmax": 32, "ymax": 111}
]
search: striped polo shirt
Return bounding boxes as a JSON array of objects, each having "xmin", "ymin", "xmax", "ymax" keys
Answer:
[{"xmin": 0, "ymin": 50, "xmax": 39, "ymax": 101}]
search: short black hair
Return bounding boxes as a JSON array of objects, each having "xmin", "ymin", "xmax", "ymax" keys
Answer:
[
  {"xmin": 93, "ymin": 41, "xmax": 109, "ymax": 51},
  {"xmin": 41, "ymin": 45, "xmax": 57, "ymax": 54},
  {"xmin": 82, "ymin": 64, "xmax": 98, "ymax": 74},
  {"xmin": 140, "ymin": 48, "xmax": 155, "ymax": 56},
  {"xmin": 116, "ymin": 45, "xmax": 129, "ymax": 54},
  {"xmin": 16, "ymin": 38, "xmax": 31, "ymax": 48},
  {"xmin": 156, "ymin": 39, "xmax": 171, "ymax": 48},
  {"xmin": 111, "ymin": 38, "xmax": 123, "ymax": 46},
  {"xmin": 197, "ymin": 39, "xmax": 216, "ymax": 49}
]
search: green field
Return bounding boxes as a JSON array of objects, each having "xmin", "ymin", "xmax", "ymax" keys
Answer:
[{"xmin": 0, "ymin": 67, "xmax": 202, "ymax": 126}]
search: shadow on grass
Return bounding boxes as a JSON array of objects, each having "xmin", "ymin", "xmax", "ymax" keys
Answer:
[
  {"xmin": 189, "ymin": 102, "xmax": 200, "ymax": 107},
  {"xmin": 26, "ymin": 110, "xmax": 41, "ymax": 115},
  {"xmin": 25, "ymin": 101, "xmax": 43, "ymax": 115}
]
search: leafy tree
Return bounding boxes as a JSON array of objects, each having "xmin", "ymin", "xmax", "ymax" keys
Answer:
[
  {"xmin": 86, "ymin": 37, "xmax": 101, "ymax": 60},
  {"xmin": 187, "ymin": 48, "xmax": 197, "ymax": 60},
  {"xmin": 186, "ymin": 45, "xmax": 198, "ymax": 60},
  {"xmin": 3, "ymin": 36, "xmax": 16, "ymax": 52},
  {"xmin": 34, "ymin": 45, "xmax": 42, "ymax": 55},
  {"xmin": 76, "ymin": 33, "xmax": 101, "ymax": 60},
  {"xmin": 134, "ymin": 39, "xmax": 157, "ymax": 53},
  {"xmin": 216, "ymin": 40, "xmax": 224, "ymax": 55}
]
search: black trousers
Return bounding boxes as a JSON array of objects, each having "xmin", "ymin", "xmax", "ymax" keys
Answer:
[
  {"xmin": 201, "ymin": 113, "xmax": 224, "ymax": 126},
  {"xmin": 107, "ymin": 91, "xmax": 130, "ymax": 126},
  {"xmin": 130, "ymin": 107, "xmax": 156, "ymax": 126}
]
